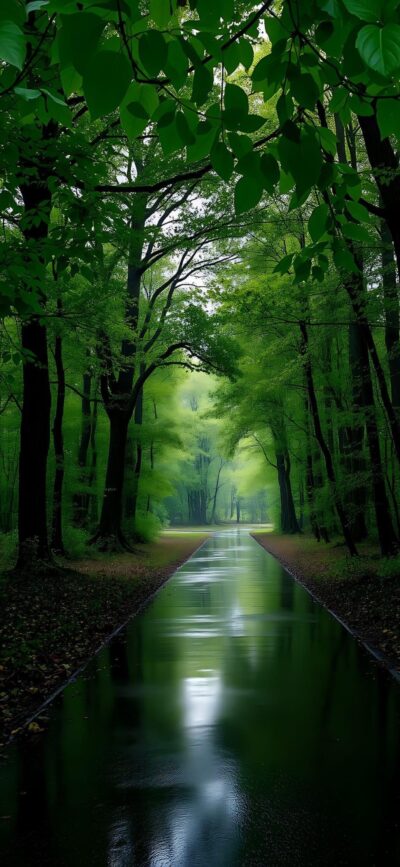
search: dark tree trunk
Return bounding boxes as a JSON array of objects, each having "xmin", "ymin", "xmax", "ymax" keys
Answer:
[
  {"xmin": 17, "ymin": 166, "xmax": 53, "ymax": 569},
  {"xmin": 358, "ymin": 113, "xmax": 400, "ymax": 286},
  {"xmin": 236, "ymin": 498, "xmax": 241, "ymax": 523},
  {"xmin": 300, "ymin": 321, "xmax": 358, "ymax": 556},
  {"xmin": 381, "ymin": 220, "xmax": 400, "ymax": 409},
  {"xmin": 17, "ymin": 105, "xmax": 56, "ymax": 571},
  {"xmin": 130, "ymin": 386, "xmax": 144, "ymax": 525},
  {"xmin": 276, "ymin": 450, "xmax": 300, "ymax": 533},
  {"xmin": 93, "ymin": 413, "xmax": 130, "ymax": 550},
  {"xmin": 344, "ymin": 322, "xmax": 368, "ymax": 541},
  {"xmin": 88, "ymin": 392, "xmax": 98, "ymax": 528},
  {"xmin": 72, "ymin": 371, "xmax": 93, "ymax": 527},
  {"xmin": 18, "ymin": 319, "xmax": 52, "ymax": 567},
  {"xmin": 355, "ymin": 323, "xmax": 398, "ymax": 556},
  {"xmin": 51, "ymin": 320, "xmax": 66, "ymax": 555}
]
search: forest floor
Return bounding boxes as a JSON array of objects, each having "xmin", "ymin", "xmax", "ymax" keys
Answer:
[
  {"xmin": 0, "ymin": 531, "xmax": 209, "ymax": 748},
  {"xmin": 252, "ymin": 532, "xmax": 400, "ymax": 676}
]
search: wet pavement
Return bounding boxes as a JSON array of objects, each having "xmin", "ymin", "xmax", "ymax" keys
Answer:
[{"xmin": 1, "ymin": 529, "xmax": 400, "ymax": 865}]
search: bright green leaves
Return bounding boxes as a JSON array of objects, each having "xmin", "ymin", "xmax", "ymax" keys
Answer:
[
  {"xmin": 138, "ymin": 30, "xmax": 167, "ymax": 77},
  {"xmin": 211, "ymin": 141, "xmax": 234, "ymax": 181},
  {"xmin": 377, "ymin": 98, "xmax": 400, "ymax": 138},
  {"xmin": 0, "ymin": 20, "xmax": 25, "ymax": 69},
  {"xmin": 308, "ymin": 203, "xmax": 330, "ymax": 242},
  {"xmin": 356, "ymin": 24, "xmax": 400, "ymax": 76},
  {"xmin": 342, "ymin": 0, "xmax": 382, "ymax": 23},
  {"xmin": 83, "ymin": 51, "xmax": 131, "ymax": 120}
]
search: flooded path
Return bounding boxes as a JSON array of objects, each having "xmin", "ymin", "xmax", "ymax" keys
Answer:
[{"xmin": 1, "ymin": 530, "xmax": 400, "ymax": 865}]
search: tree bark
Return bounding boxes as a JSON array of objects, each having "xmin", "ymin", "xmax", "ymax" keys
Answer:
[
  {"xmin": 299, "ymin": 321, "xmax": 358, "ymax": 556},
  {"xmin": 72, "ymin": 371, "xmax": 93, "ymax": 527},
  {"xmin": 93, "ymin": 412, "xmax": 130, "ymax": 550},
  {"xmin": 381, "ymin": 219, "xmax": 400, "ymax": 409},
  {"xmin": 17, "ymin": 151, "xmax": 53, "ymax": 569},
  {"xmin": 51, "ymin": 317, "xmax": 66, "ymax": 555}
]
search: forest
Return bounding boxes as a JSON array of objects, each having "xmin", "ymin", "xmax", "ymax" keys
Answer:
[{"xmin": 1, "ymin": 2, "xmax": 400, "ymax": 862}]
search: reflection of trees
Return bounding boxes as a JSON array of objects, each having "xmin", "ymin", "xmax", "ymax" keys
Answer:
[{"xmin": 2, "ymin": 531, "xmax": 400, "ymax": 865}]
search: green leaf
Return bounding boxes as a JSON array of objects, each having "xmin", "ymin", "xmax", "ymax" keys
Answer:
[
  {"xmin": 342, "ymin": 0, "xmax": 382, "ymax": 22},
  {"xmin": 175, "ymin": 111, "xmax": 196, "ymax": 145},
  {"xmin": 234, "ymin": 175, "xmax": 263, "ymax": 215},
  {"xmin": 192, "ymin": 64, "xmax": 213, "ymax": 106},
  {"xmin": 308, "ymin": 203, "xmax": 329, "ymax": 242},
  {"xmin": 228, "ymin": 132, "xmax": 252, "ymax": 158},
  {"xmin": 15, "ymin": 86, "xmax": 41, "ymax": 100},
  {"xmin": 139, "ymin": 30, "xmax": 167, "ymax": 77},
  {"xmin": 83, "ymin": 51, "xmax": 131, "ymax": 120},
  {"xmin": 210, "ymin": 141, "xmax": 234, "ymax": 181},
  {"xmin": 260, "ymin": 153, "xmax": 279, "ymax": 193},
  {"xmin": 341, "ymin": 222, "xmax": 371, "ymax": 242},
  {"xmin": 0, "ymin": 1, "xmax": 25, "ymax": 24},
  {"xmin": 290, "ymin": 73, "xmax": 319, "ymax": 110},
  {"xmin": 224, "ymin": 82, "xmax": 248, "ymax": 116},
  {"xmin": 333, "ymin": 243, "xmax": 360, "ymax": 273},
  {"xmin": 223, "ymin": 41, "xmax": 240, "ymax": 74},
  {"xmin": 165, "ymin": 39, "xmax": 188, "ymax": 88},
  {"xmin": 273, "ymin": 253, "xmax": 294, "ymax": 274},
  {"xmin": 318, "ymin": 126, "xmax": 337, "ymax": 156},
  {"xmin": 150, "ymin": 0, "xmax": 170, "ymax": 27},
  {"xmin": 58, "ymin": 13, "xmax": 104, "ymax": 75},
  {"xmin": 26, "ymin": 1, "xmax": 49, "ymax": 11},
  {"xmin": 377, "ymin": 98, "xmax": 400, "ymax": 138},
  {"xmin": 356, "ymin": 24, "xmax": 400, "ymax": 76},
  {"xmin": 0, "ymin": 20, "xmax": 25, "ymax": 69},
  {"xmin": 238, "ymin": 38, "xmax": 253, "ymax": 69},
  {"xmin": 345, "ymin": 199, "xmax": 371, "ymax": 223}
]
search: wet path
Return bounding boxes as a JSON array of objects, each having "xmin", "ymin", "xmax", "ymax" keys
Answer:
[{"xmin": 1, "ymin": 530, "xmax": 400, "ymax": 865}]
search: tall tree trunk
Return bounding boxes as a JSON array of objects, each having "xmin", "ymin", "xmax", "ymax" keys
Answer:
[
  {"xmin": 344, "ymin": 323, "xmax": 368, "ymax": 541},
  {"xmin": 94, "ymin": 413, "xmax": 130, "ymax": 550},
  {"xmin": 381, "ymin": 219, "xmax": 400, "ymax": 409},
  {"xmin": 73, "ymin": 371, "xmax": 92, "ymax": 527},
  {"xmin": 95, "ymin": 192, "xmax": 147, "ymax": 549},
  {"xmin": 299, "ymin": 321, "xmax": 358, "ymax": 556},
  {"xmin": 17, "ymin": 155, "xmax": 53, "ymax": 569},
  {"xmin": 358, "ymin": 113, "xmax": 400, "ymax": 286},
  {"xmin": 130, "ymin": 385, "xmax": 144, "ymax": 527},
  {"xmin": 51, "ymin": 310, "xmax": 65, "ymax": 555},
  {"xmin": 355, "ymin": 323, "xmax": 398, "ymax": 555},
  {"xmin": 88, "ymin": 391, "xmax": 98, "ymax": 528},
  {"xmin": 275, "ymin": 450, "xmax": 300, "ymax": 533}
]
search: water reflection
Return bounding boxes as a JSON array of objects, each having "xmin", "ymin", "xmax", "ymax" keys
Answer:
[{"xmin": 1, "ymin": 530, "xmax": 400, "ymax": 865}]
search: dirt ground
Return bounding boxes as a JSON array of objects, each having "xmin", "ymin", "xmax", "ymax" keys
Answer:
[{"xmin": 252, "ymin": 532, "xmax": 400, "ymax": 675}]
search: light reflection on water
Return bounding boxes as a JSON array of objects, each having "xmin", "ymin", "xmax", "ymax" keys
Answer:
[{"xmin": 1, "ymin": 529, "xmax": 400, "ymax": 866}]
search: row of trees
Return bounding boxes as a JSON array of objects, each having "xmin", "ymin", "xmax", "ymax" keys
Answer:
[{"xmin": 1, "ymin": 0, "xmax": 400, "ymax": 567}]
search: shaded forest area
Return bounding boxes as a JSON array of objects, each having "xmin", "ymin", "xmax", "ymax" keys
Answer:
[{"xmin": 2, "ymin": 0, "xmax": 400, "ymax": 734}]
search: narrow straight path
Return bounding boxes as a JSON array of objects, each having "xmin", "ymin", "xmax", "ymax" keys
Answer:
[{"xmin": 1, "ymin": 530, "xmax": 400, "ymax": 866}]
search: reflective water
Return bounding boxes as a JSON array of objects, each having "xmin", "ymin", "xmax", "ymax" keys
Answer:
[{"xmin": 1, "ymin": 530, "xmax": 400, "ymax": 866}]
